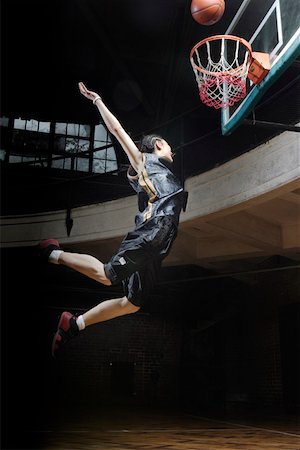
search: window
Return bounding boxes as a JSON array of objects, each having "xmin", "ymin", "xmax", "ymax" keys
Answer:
[
  {"xmin": 1, "ymin": 117, "xmax": 118, "ymax": 174},
  {"xmin": 53, "ymin": 122, "xmax": 91, "ymax": 171},
  {"xmin": 0, "ymin": 116, "xmax": 9, "ymax": 160},
  {"xmin": 93, "ymin": 124, "xmax": 118, "ymax": 173},
  {"xmin": 9, "ymin": 118, "xmax": 51, "ymax": 165}
]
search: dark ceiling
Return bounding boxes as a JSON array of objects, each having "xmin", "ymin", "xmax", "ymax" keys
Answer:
[
  {"xmin": 1, "ymin": 0, "xmax": 299, "ymax": 214},
  {"xmin": 2, "ymin": 0, "xmax": 244, "ymax": 126}
]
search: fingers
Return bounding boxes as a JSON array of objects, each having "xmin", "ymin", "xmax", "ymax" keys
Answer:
[
  {"xmin": 78, "ymin": 81, "xmax": 87, "ymax": 93},
  {"xmin": 78, "ymin": 81, "xmax": 99, "ymax": 102}
]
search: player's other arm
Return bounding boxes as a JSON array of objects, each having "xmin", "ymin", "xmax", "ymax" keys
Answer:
[{"xmin": 79, "ymin": 82, "xmax": 142, "ymax": 172}]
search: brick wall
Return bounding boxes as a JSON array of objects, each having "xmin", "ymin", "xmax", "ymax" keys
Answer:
[
  {"xmin": 223, "ymin": 306, "xmax": 284, "ymax": 411},
  {"xmin": 45, "ymin": 310, "xmax": 183, "ymax": 408},
  {"xmin": 180, "ymin": 270, "xmax": 300, "ymax": 414}
]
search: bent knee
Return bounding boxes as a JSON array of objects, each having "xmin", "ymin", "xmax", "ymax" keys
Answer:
[
  {"xmin": 101, "ymin": 277, "xmax": 112, "ymax": 286},
  {"xmin": 120, "ymin": 296, "xmax": 140, "ymax": 313},
  {"xmin": 129, "ymin": 303, "xmax": 141, "ymax": 314},
  {"xmin": 93, "ymin": 268, "xmax": 112, "ymax": 286}
]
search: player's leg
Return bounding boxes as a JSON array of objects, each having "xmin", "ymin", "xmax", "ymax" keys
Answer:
[
  {"xmin": 82, "ymin": 296, "xmax": 140, "ymax": 326},
  {"xmin": 59, "ymin": 251, "xmax": 111, "ymax": 286},
  {"xmin": 38, "ymin": 239, "xmax": 111, "ymax": 286},
  {"xmin": 51, "ymin": 258, "xmax": 160, "ymax": 357},
  {"xmin": 52, "ymin": 296, "xmax": 140, "ymax": 357}
]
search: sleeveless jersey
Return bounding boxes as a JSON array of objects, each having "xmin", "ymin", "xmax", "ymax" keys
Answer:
[{"xmin": 127, "ymin": 153, "xmax": 185, "ymax": 228}]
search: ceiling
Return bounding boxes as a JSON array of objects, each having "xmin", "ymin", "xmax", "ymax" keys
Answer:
[
  {"xmin": 2, "ymin": 0, "xmax": 298, "ymax": 137},
  {"xmin": 2, "ymin": 0, "xmax": 245, "ymax": 127},
  {"xmin": 1, "ymin": 0, "xmax": 299, "ymax": 214}
]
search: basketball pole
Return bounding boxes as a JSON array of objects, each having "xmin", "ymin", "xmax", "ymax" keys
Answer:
[{"xmin": 243, "ymin": 119, "xmax": 300, "ymax": 133}]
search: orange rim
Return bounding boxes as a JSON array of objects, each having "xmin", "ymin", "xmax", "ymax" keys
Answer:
[{"xmin": 190, "ymin": 34, "xmax": 253, "ymax": 77}]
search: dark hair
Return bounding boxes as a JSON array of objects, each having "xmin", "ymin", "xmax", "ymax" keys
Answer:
[{"xmin": 138, "ymin": 134, "xmax": 163, "ymax": 153}]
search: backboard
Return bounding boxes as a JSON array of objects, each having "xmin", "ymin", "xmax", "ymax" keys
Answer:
[{"xmin": 221, "ymin": 0, "xmax": 300, "ymax": 135}]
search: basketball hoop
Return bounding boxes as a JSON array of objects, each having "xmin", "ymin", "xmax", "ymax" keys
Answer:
[{"xmin": 190, "ymin": 35, "xmax": 270, "ymax": 109}]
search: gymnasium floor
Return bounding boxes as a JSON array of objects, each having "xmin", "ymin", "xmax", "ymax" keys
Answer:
[{"xmin": 22, "ymin": 407, "xmax": 300, "ymax": 449}]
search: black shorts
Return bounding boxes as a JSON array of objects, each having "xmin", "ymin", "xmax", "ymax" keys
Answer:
[{"xmin": 104, "ymin": 216, "xmax": 177, "ymax": 306}]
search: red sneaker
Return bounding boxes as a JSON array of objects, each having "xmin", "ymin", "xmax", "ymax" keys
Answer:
[
  {"xmin": 51, "ymin": 311, "xmax": 79, "ymax": 357},
  {"xmin": 38, "ymin": 239, "xmax": 60, "ymax": 262}
]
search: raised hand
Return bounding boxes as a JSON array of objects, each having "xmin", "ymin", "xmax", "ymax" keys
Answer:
[{"xmin": 78, "ymin": 82, "xmax": 101, "ymax": 103}]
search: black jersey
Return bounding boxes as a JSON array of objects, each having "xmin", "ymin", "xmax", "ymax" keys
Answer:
[
  {"xmin": 104, "ymin": 153, "xmax": 187, "ymax": 297},
  {"xmin": 127, "ymin": 153, "xmax": 184, "ymax": 227}
]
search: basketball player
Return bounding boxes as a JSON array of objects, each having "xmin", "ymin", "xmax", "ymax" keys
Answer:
[{"xmin": 39, "ymin": 82, "xmax": 187, "ymax": 357}]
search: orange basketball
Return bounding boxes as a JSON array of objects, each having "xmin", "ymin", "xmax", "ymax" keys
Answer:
[{"xmin": 191, "ymin": 0, "xmax": 225, "ymax": 26}]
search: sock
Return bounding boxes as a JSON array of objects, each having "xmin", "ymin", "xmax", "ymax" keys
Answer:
[
  {"xmin": 49, "ymin": 249, "xmax": 63, "ymax": 264},
  {"xmin": 76, "ymin": 315, "xmax": 86, "ymax": 331}
]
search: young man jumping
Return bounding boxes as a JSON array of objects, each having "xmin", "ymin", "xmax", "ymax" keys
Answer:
[{"xmin": 39, "ymin": 82, "xmax": 186, "ymax": 357}]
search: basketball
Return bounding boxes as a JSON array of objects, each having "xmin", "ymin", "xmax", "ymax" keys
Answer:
[{"xmin": 191, "ymin": 0, "xmax": 225, "ymax": 26}]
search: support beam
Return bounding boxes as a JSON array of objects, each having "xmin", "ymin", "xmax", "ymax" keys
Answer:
[
  {"xmin": 208, "ymin": 211, "xmax": 282, "ymax": 251},
  {"xmin": 279, "ymin": 192, "xmax": 300, "ymax": 205},
  {"xmin": 282, "ymin": 223, "xmax": 300, "ymax": 250},
  {"xmin": 159, "ymin": 265, "xmax": 300, "ymax": 286},
  {"xmin": 243, "ymin": 119, "xmax": 300, "ymax": 132}
]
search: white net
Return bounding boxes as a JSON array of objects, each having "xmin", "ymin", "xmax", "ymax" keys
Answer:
[{"xmin": 190, "ymin": 36, "xmax": 251, "ymax": 109}]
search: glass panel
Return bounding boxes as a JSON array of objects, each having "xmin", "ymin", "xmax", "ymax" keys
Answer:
[
  {"xmin": 63, "ymin": 158, "xmax": 72, "ymax": 170},
  {"xmin": 12, "ymin": 130, "xmax": 26, "ymax": 148},
  {"xmin": 79, "ymin": 124, "xmax": 90, "ymax": 137},
  {"xmin": 92, "ymin": 158, "xmax": 106, "ymax": 173},
  {"xmin": 67, "ymin": 123, "xmax": 79, "ymax": 136},
  {"xmin": 93, "ymin": 147, "xmax": 118, "ymax": 173},
  {"xmin": 75, "ymin": 157, "xmax": 89, "ymax": 172},
  {"xmin": 22, "ymin": 157, "xmax": 43, "ymax": 165},
  {"xmin": 35, "ymin": 132, "xmax": 50, "ymax": 152},
  {"xmin": 5, "ymin": 118, "xmax": 118, "ymax": 174},
  {"xmin": 0, "ymin": 117, "xmax": 9, "ymax": 127},
  {"xmin": 93, "ymin": 147, "xmax": 116, "ymax": 160},
  {"xmin": 93, "ymin": 149, "xmax": 106, "ymax": 159},
  {"xmin": 39, "ymin": 121, "xmax": 51, "ymax": 133},
  {"xmin": 9, "ymin": 155, "xmax": 23, "ymax": 163},
  {"xmin": 65, "ymin": 137, "xmax": 89, "ymax": 153},
  {"xmin": 77, "ymin": 138, "xmax": 89, "ymax": 153},
  {"xmin": 55, "ymin": 122, "xmax": 67, "ymax": 135},
  {"xmin": 94, "ymin": 141, "xmax": 108, "ymax": 150},
  {"xmin": 106, "ymin": 147, "xmax": 117, "ymax": 161},
  {"xmin": 26, "ymin": 119, "xmax": 38, "ymax": 131},
  {"xmin": 14, "ymin": 118, "xmax": 26, "ymax": 130},
  {"xmin": 54, "ymin": 136, "xmax": 66, "ymax": 152},
  {"xmin": 94, "ymin": 123, "xmax": 108, "ymax": 141},
  {"xmin": 11, "ymin": 130, "xmax": 50, "ymax": 154},
  {"xmin": 105, "ymin": 159, "xmax": 118, "ymax": 172},
  {"xmin": 52, "ymin": 155, "xmax": 72, "ymax": 170},
  {"xmin": 65, "ymin": 137, "xmax": 78, "ymax": 153}
]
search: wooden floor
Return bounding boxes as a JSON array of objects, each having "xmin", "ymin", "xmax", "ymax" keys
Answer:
[{"xmin": 23, "ymin": 407, "xmax": 300, "ymax": 450}]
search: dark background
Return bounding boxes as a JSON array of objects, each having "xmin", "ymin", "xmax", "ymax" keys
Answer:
[
  {"xmin": 1, "ymin": 0, "xmax": 299, "ymax": 214},
  {"xmin": 1, "ymin": 1, "xmax": 300, "ymax": 449}
]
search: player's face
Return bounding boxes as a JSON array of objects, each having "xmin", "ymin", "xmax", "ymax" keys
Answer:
[{"xmin": 159, "ymin": 140, "xmax": 174, "ymax": 162}]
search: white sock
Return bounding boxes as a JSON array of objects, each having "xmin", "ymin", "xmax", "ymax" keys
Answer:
[
  {"xmin": 48, "ymin": 249, "xmax": 63, "ymax": 264},
  {"xmin": 76, "ymin": 315, "xmax": 86, "ymax": 331}
]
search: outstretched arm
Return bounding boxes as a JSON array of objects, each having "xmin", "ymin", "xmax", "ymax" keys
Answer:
[{"xmin": 78, "ymin": 82, "xmax": 142, "ymax": 172}]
